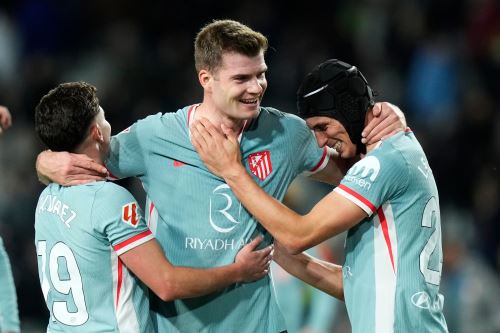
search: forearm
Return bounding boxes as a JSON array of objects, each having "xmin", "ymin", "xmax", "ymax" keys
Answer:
[
  {"xmin": 274, "ymin": 249, "xmax": 343, "ymax": 301},
  {"xmin": 225, "ymin": 167, "xmax": 310, "ymax": 252},
  {"xmin": 161, "ymin": 263, "xmax": 244, "ymax": 300}
]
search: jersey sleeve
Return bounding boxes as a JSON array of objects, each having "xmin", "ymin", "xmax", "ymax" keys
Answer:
[
  {"xmin": 333, "ymin": 146, "xmax": 408, "ymax": 216},
  {"xmin": 91, "ymin": 184, "xmax": 154, "ymax": 256},
  {"xmin": 105, "ymin": 113, "xmax": 161, "ymax": 179},
  {"xmin": 284, "ymin": 114, "xmax": 330, "ymax": 175},
  {"xmin": 0, "ymin": 237, "xmax": 20, "ymax": 333}
]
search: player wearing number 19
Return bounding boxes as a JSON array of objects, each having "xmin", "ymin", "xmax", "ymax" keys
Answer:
[
  {"xmin": 191, "ymin": 59, "xmax": 449, "ymax": 333},
  {"xmin": 34, "ymin": 82, "xmax": 271, "ymax": 333}
]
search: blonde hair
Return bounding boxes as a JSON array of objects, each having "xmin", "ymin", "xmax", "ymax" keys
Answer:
[{"xmin": 194, "ymin": 19, "xmax": 268, "ymax": 72}]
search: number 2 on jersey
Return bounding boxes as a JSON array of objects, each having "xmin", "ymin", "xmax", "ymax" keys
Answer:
[
  {"xmin": 419, "ymin": 197, "xmax": 443, "ymax": 286},
  {"xmin": 37, "ymin": 240, "xmax": 89, "ymax": 326}
]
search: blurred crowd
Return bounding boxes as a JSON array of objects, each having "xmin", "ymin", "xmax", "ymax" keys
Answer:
[{"xmin": 0, "ymin": 0, "xmax": 499, "ymax": 332}]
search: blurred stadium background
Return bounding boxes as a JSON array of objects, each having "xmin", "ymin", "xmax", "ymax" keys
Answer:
[{"xmin": 0, "ymin": 0, "xmax": 499, "ymax": 332}]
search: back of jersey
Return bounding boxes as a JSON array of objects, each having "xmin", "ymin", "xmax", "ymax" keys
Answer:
[
  {"xmin": 35, "ymin": 182, "xmax": 154, "ymax": 333},
  {"xmin": 335, "ymin": 131, "xmax": 448, "ymax": 333}
]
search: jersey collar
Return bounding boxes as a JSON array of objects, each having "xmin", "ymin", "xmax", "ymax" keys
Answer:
[{"xmin": 187, "ymin": 104, "xmax": 255, "ymax": 143}]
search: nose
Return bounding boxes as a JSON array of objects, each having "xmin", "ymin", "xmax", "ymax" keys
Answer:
[{"xmin": 247, "ymin": 77, "xmax": 265, "ymax": 94}]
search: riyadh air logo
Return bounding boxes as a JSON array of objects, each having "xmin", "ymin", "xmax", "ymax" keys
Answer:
[
  {"xmin": 248, "ymin": 150, "xmax": 272, "ymax": 181},
  {"xmin": 348, "ymin": 156, "xmax": 380, "ymax": 181},
  {"xmin": 122, "ymin": 202, "xmax": 140, "ymax": 228},
  {"xmin": 209, "ymin": 184, "xmax": 242, "ymax": 233}
]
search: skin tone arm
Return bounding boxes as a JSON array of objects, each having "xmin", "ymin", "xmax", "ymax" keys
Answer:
[
  {"xmin": 36, "ymin": 150, "xmax": 108, "ymax": 185},
  {"xmin": 34, "ymin": 102, "xmax": 405, "ymax": 186},
  {"xmin": 273, "ymin": 243, "xmax": 344, "ymax": 301},
  {"xmin": 309, "ymin": 102, "xmax": 406, "ymax": 185},
  {"xmin": 121, "ymin": 236, "xmax": 272, "ymax": 301},
  {"xmin": 191, "ymin": 118, "xmax": 368, "ymax": 254}
]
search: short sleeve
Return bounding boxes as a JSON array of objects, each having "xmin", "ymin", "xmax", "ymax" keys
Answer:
[
  {"xmin": 91, "ymin": 183, "xmax": 154, "ymax": 255},
  {"xmin": 283, "ymin": 114, "xmax": 329, "ymax": 175},
  {"xmin": 105, "ymin": 113, "xmax": 161, "ymax": 179},
  {"xmin": 334, "ymin": 147, "xmax": 408, "ymax": 216}
]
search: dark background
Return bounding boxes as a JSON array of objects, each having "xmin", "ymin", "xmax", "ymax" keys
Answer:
[{"xmin": 0, "ymin": 0, "xmax": 498, "ymax": 332}]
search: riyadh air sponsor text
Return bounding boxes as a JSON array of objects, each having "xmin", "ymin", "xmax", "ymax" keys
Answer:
[{"xmin": 185, "ymin": 237, "xmax": 247, "ymax": 251}]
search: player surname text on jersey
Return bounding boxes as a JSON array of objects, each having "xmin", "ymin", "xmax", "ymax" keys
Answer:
[
  {"xmin": 37, "ymin": 194, "xmax": 77, "ymax": 228},
  {"xmin": 185, "ymin": 237, "xmax": 247, "ymax": 251}
]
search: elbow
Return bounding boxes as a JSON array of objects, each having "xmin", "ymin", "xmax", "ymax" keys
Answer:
[
  {"xmin": 278, "ymin": 235, "xmax": 309, "ymax": 255},
  {"xmin": 154, "ymin": 279, "xmax": 178, "ymax": 302}
]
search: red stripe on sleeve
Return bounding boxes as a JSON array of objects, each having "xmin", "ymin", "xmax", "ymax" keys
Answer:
[
  {"xmin": 116, "ymin": 259, "xmax": 123, "ymax": 308},
  {"xmin": 337, "ymin": 184, "xmax": 377, "ymax": 213},
  {"xmin": 377, "ymin": 208, "xmax": 396, "ymax": 273},
  {"xmin": 310, "ymin": 146, "xmax": 327, "ymax": 172},
  {"xmin": 113, "ymin": 230, "xmax": 152, "ymax": 252}
]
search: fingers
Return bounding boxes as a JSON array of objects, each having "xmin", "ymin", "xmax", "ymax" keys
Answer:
[
  {"xmin": 362, "ymin": 102, "xmax": 405, "ymax": 144},
  {"xmin": 244, "ymin": 236, "xmax": 264, "ymax": 252},
  {"xmin": 72, "ymin": 154, "xmax": 108, "ymax": 175}
]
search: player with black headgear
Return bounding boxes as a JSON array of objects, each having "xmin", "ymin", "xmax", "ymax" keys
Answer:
[
  {"xmin": 297, "ymin": 59, "xmax": 375, "ymax": 154},
  {"xmin": 191, "ymin": 58, "xmax": 448, "ymax": 333}
]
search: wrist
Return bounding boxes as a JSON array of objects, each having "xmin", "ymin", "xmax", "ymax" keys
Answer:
[
  {"xmin": 229, "ymin": 261, "xmax": 244, "ymax": 283},
  {"xmin": 223, "ymin": 163, "xmax": 247, "ymax": 183}
]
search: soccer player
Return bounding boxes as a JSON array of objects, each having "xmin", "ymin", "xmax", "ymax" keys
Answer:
[
  {"xmin": 36, "ymin": 21, "xmax": 406, "ymax": 332},
  {"xmin": 0, "ymin": 105, "xmax": 20, "ymax": 333},
  {"xmin": 34, "ymin": 82, "xmax": 272, "ymax": 333},
  {"xmin": 0, "ymin": 237, "xmax": 20, "ymax": 333},
  {"xmin": 191, "ymin": 59, "xmax": 449, "ymax": 333}
]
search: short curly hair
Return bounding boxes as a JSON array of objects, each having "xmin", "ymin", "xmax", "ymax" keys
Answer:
[
  {"xmin": 35, "ymin": 82, "xmax": 100, "ymax": 152},
  {"xmin": 194, "ymin": 19, "xmax": 268, "ymax": 73}
]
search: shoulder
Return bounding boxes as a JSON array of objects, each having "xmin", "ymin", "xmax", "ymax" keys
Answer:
[
  {"xmin": 92, "ymin": 181, "xmax": 137, "ymax": 206},
  {"xmin": 259, "ymin": 106, "xmax": 309, "ymax": 132}
]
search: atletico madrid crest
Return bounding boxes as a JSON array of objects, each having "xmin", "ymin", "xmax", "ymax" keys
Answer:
[
  {"xmin": 248, "ymin": 150, "xmax": 272, "ymax": 181},
  {"xmin": 122, "ymin": 202, "xmax": 140, "ymax": 228}
]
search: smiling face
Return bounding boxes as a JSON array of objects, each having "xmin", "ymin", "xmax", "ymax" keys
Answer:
[
  {"xmin": 306, "ymin": 116, "xmax": 357, "ymax": 158},
  {"xmin": 202, "ymin": 51, "xmax": 268, "ymax": 121}
]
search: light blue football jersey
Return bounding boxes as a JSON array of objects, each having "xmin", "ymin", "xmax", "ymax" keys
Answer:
[
  {"xmin": 334, "ymin": 131, "xmax": 448, "ymax": 333},
  {"xmin": 106, "ymin": 105, "xmax": 329, "ymax": 332},
  {"xmin": 0, "ymin": 236, "xmax": 20, "ymax": 333},
  {"xmin": 35, "ymin": 181, "xmax": 155, "ymax": 333}
]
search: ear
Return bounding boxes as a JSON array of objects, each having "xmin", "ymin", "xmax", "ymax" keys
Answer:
[
  {"xmin": 198, "ymin": 69, "xmax": 212, "ymax": 92},
  {"xmin": 90, "ymin": 123, "xmax": 104, "ymax": 143}
]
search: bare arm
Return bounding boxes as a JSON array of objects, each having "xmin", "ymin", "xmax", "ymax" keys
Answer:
[
  {"xmin": 191, "ymin": 118, "xmax": 367, "ymax": 253},
  {"xmin": 274, "ymin": 244, "xmax": 344, "ymax": 301},
  {"xmin": 120, "ymin": 237, "xmax": 272, "ymax": 301},
  {"xmin": 36, "ymin": 150, "xmax": 108, "ymax": 186}
]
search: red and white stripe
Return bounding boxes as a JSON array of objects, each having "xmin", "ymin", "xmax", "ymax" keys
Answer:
[
  {"xmin": 335, "ymin": 184, "xmax": 398, "ymax": 332},
  {"xmin": 304, "ymin": 146, "xmax": 330, "ymax": 176},
  {"xmin": 113, "ymin": 230, "xmax": 154, "ymax": 256},
  {"xmin": 334, "ymin": 184, "xmax": 376, "ymax": 215},
  {"xmin": 146, "ymin": 197, "xmax": 159, "ymax": 236},
  {"xmin": 373, "ymin": 203, "xmax": 398, "ymax": 333},
  {"xmin": 111, "ymin": 252, "xmax": 140, "ymax": 333}
]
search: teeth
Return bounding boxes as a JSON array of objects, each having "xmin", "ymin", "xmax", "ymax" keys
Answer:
[
  {"xmin": 241, "ymin": 99, "xmax": 257, "ymax": 104},
  {"xmin": 333, "ymin": 141, "xmax": 342, "ymax": 151}
]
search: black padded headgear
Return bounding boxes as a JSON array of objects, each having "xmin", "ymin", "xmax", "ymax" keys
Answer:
[{"xmin": 297, "ymin": 59, "xmax": 375, "ymax": 154}]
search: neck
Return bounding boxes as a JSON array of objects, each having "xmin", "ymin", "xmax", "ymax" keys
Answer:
[
  {"xmin": 74, "ymin": 141, "xmax": 105, "ymax": 166},
  {"xmin": 365, "ymin": 141, "xmax": 381, "ymax": 154},
  {"xmin": 195, "ymin": 102, "xmax": 246, "ymax": 134}
]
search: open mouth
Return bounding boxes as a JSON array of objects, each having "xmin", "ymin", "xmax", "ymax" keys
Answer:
[
  {"xmin": 240, "ymin": 98, "xmax": 258, "ymax": 105},
  {"xmin": 333, "ymin": 141, "xmax": 342, "ymax": 152}
]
